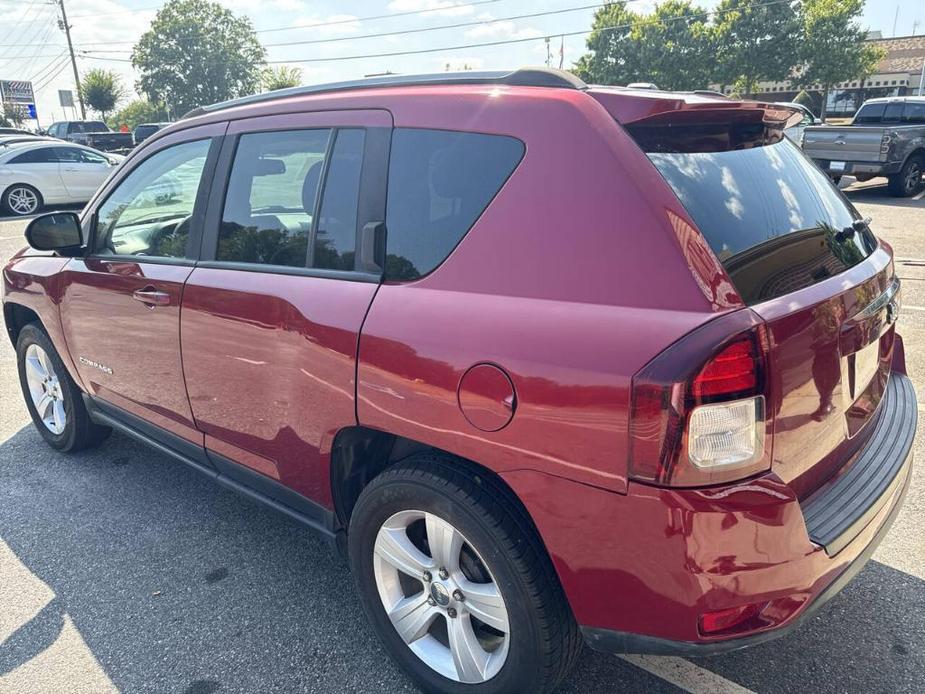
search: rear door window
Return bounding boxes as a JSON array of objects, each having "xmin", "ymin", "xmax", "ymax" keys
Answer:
[
  {"xmin": 385, "ymin": 128, "xmax": 524, "ymax": 280},
  {"xmin": 630, "ymin": 124, "xmax": 877, "ymax": 304}
]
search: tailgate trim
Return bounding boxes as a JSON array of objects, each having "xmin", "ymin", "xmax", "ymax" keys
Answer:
[{"xmin": 801, "ymin": 372, "xmax": 916, "ymax": 556}]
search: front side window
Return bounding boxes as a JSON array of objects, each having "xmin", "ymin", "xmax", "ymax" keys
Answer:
[
  {"xmin": 79, "ymin": 149, "xmax": 110, "ymax": 164},
  {"xmin": 902, "ymin": 102, "xmax": 925, "ymax": 124},
  {"xmin": 55, "ymin": 147, "xmax": 81, "ymax": 163},
  {"xmin": 94, "ymin": 138, "xmax": 211, "ymax": 258},
  {"xmin": 385, "ymin": 128, "xmax": 524, "ymax": 280}
]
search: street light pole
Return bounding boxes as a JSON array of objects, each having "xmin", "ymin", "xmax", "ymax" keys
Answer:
[
  {"xmin": 920, "ymin": 58, "xmax": 925, "ymax": 96},
  {"xmin": 56, "ymin": 0, "xmax": 86, "ymax": 119}
]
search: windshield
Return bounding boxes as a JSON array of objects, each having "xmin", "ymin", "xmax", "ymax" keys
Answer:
[{"xmin": 635, "ymin": 133, "xmax": 877, "ymax": 304}]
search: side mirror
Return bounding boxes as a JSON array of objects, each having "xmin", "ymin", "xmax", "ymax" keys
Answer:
[
  {"xmin": 25, "ymin": 212, "xmax": 83, "ymax": 253},
  {"xmin": 813, "ymin": 118, "xmax": 822, "ymax": 125}
]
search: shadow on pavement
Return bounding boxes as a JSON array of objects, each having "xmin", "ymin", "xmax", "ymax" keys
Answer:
[
  {"xmin": 0, "ymin": 426, "xmax": 922, "ymax": 692},
  {"xmin": 843, "ymin": 183, "xmax": 925, "ymax": 210}
]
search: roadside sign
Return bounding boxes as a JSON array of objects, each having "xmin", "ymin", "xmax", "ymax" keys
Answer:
[
  {"xmin": 26, "ymin": 103, "xmax": 36, "ymax": 119},
  {"xmin": 0, "ymin": 80, "xmax": 35, "ymax": 104},
  {"xmin": 58, "ymin": 89, "xmax": 74, "ymax": 108}
]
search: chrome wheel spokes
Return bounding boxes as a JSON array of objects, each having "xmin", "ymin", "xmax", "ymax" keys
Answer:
[
  {"xmin": 24, "ymin": 344, "xmax": 66, "ymax": 435},
  {"xmin": 373, "ymin": 510, "xmax": 510, "ymax": 684},
  {"xmin": 8, "ymin": 187, "xmax": 38, "ymax": 215}
]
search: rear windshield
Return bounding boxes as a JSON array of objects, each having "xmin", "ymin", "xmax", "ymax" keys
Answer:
[
  {"xmin": 70, "ymin": 121, "xmax": 108, "ymax": 133},
  {"xmin": 630, "ymin": 124, "xmax": 877, "ymax": 304}
]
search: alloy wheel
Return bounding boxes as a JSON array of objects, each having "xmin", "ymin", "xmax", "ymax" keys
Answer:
[
  {"xmin": 7, "ymin": 187, "xmax": 39, "ymax": 215},
  {"xmin": 373, "ymin": 509, "xmax": 510, "ymax": 684},
  {"xmin": 905, "ymin": 162, "xmax": 922, "ymax": 195},
  {"xmin": 24, "ymin": 344, "xmax": 66, "ymax": 434}
]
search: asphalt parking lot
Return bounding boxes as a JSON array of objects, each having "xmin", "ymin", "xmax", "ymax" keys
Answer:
[{"xmin": 1, "ymin": 180, "xmax": 923, "ymax": 693}]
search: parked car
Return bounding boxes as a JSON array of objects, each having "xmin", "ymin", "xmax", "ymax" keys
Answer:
[
  {"xmin": 3, "ymin": 69, "xmax": 915, "ymax": 693},
  {"xmin": 776, "ymin": 101, "xmax": 820, "ymax": 142},
  {"xmin": 802, "ymin": 96, "xmax": 925, "ymax": 196},
  {"xmin": 46, "ymin": 120, "xmax": 134, "ymax": 153},
  {"xmin": 132, "ymin": 122, "xmax": 171, "ymax": 145},
  {"xmin": 0, "ymin": 127, "xmax": 34, "ymax": 136},
  {"xmin": 0, "ymin": 142, "xmax": 121, "ymax": 216},
  {"xmin": 0, "ymin": 134, "xmax": 55, "ymax": 147}
]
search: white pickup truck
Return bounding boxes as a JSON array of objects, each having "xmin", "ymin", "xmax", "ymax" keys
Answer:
[{"xmin": 802, "ymin": 96, "xmax": 925, "ymax": 197}]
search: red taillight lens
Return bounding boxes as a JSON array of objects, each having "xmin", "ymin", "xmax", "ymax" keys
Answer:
[
  {"xmin": 692, "ymin": 338, "xmax": 758, "ymax": 399},
  {"xmin": 628, "ymin": 311, "xmax": 772, "ymax": 487}
]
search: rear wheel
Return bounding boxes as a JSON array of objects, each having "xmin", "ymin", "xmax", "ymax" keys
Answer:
[
  {"xmin": 348, "ymin": 454, "xmax": 581, "ymax": 693},
  {"xmin": 16, "ymin": 323, "xmax": 110, "ymax": 452},
  {"xmin": 887, "ymin": 155, "xmax": 924, "ymax": 197},
  {"xmin": 2, "ymin": 184, "xmax": 42, "ymax": 216}
]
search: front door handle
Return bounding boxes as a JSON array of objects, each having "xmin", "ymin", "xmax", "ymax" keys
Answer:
[{"xmin": 132, "ymin": 287, "xmax": 171, "ymax": 307}]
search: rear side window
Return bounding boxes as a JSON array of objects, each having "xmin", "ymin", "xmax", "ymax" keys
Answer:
[
  {"xmin": 9, "ymin": 147, "xmax": 57, "ymax": 164},
  {"xmin": 385, "ymin": 128, "xmax": 524, "ymax": 280},
  {"xmin": 631, "ymin": 123, "xmax": 877, "ymax": 304},
  {"xmin": 854, "ymin": 103, "xmax": 885, "ymax": 124},
  {"xmin": 883, "ymin": 103, "xmax": 904, "ymax": 122},
  {"xmin": 902, "ymin": 102, "xmax": 925, "ymax": 123}
]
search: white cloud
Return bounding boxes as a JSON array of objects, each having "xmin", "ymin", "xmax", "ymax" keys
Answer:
[
  {"xmin": 290, "ymin": 13, "xmax": 362, "ymax": 35},
  {"xmin": 387, "ymin": 1, "xmax": 478, "ymax": 18},
  {"xmin": 465, "ymin": 19, "xmax": 544, "ymax": 40}
]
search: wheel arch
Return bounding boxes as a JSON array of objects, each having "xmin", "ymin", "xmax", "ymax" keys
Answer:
[
  {"xmin": 330, "ymin": 426, "xmax": 552, "ymax": 552},
  {"xmin": 3, "ymin": 301, "xmax": 42, "ymax": 348},
  {"xmin": 901, "ymin": 146, "xmax": 925, "ymax": 168}
]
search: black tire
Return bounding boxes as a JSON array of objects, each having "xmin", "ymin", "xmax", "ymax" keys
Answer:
[
  {"xmin": 349, "ymin": 453, "xmax": 582, "ymax": 694},
  {"xmin": 887, "ymin": 155, "xmax": 924, "ymax": 197},
  {"xmin": 16, "ymin": 323, "xmax": 110, "ymax": 452},
  {"xmin": 2, "ymin": 183, "xmax": 43, "ymax": 216}
]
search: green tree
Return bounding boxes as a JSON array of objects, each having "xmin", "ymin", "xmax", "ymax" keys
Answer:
[
  {"xmin": 793, "ymin": 88, "xmax": 818, "ymax": 114},
  {"xmin": 80, "ymin": 69, "xmax": 126, "ymax": 120},
  {"xmin": 798, "ymin": 0, "xmax": 884, "ymax": 121},
  {"xmin": 107, "ymin": 99, "xmax": 168, "ymax": 131},
  {"xmin": 132, "ymin": 0, "xmax": 267, "ymax": 118},
  {"xmin": 262, "ymin": 65, "xmax": 302, "ymax": 92},
  {"xmin": 713, "ymin": 0, "xmax": 800, "ymax": 97},
  {"xmin": 574, "ymin": 1, "xmax": 713, "ymax": 90},
  {"xmin": 573, "ymin": 3, "xmax": 643, "ymax": 85}
]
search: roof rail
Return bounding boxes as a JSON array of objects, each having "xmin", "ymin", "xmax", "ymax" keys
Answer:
[{"xmin": 182, "ymin": 67, "xmax": 587, "ymax": 119}]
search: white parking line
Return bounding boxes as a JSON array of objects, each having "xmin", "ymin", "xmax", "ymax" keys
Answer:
[
  {"xmin": 914, "ymin": 188, "xmax": 925, "ymax": 201},
  {"xmin": 620, "ymin": 655, "xmax": 757, "ymax": 694}
]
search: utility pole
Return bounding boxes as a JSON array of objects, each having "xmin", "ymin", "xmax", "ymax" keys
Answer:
[{"xmin": 56, "ymin": 0, "xmax": 85, "ymax": 119}]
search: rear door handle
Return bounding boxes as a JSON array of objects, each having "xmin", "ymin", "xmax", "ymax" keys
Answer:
[{"xmin": 132, "ymin": 287, "xmax": 171, "ymax": 307}]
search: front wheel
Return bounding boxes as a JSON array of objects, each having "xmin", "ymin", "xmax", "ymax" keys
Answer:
[
  {"xmin": 887, "ymin": 155, "xmax": 924, "ymax": 197},
  {"xmin": 2, "ymin": 184, "xmax": 43, "ymax": 216},
  {"xmin": 16, "ymin": 323, "xmax": 110, "ymax": 452},
  {"xmin": 349, "ymin": 454, "xmax": 581, "ymax": 693}
]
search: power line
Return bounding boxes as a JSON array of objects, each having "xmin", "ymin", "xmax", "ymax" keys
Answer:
[
  {"xmin": 74, "ymin": 2, "xmax": 609, "ymax": 53},
  {"xmin": 80, "ymin": 0, "xmax": 794, "ymax": 67}
]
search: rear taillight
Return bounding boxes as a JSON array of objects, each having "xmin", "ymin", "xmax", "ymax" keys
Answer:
[{"xmin": 629, "ymin": 310, "xmax": 772, "ymax": 487}]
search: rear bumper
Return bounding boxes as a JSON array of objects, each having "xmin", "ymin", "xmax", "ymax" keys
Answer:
[
  {"xmin": 502, "ymin": 374, "xmax": 916, "ymax": 654},
  {"xmin": 812, "ymin": 158, "xmax": 903, "ymax": 177},
  {"xmin": 581, "ymin": 444, "xmax": 912, "ymax": 655}
]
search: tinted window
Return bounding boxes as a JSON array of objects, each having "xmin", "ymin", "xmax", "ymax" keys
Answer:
[
  {"xmin": 79, "ymin": 148, "xmax": 110, "ymax": 164},
  {"xmin": 218, "ymin": 129, "xmax": 330, "ymax": 268},
  {"xmin": 94, "ymin": 139, "xmax": 211, "ymax": 258},
  {"xmin": 883, "ymin": 103, "xmax": 904, "ymax": 122},
  {"xmin": 55, "ymin": 147, "xmax": 81, "ymax": 163},
  {"xmin": 313, "ymin": 129, "xmax": 365, "ymax": 271},
  {"xmin": 70, "ymin": 121, "xmax": 108, "ymax": 134},
  {"xmin": 640, "ymin": 136, "xmax": 876, "ymax": 304},
  {"xmin": 9, "ymin": 147, "xmax": 58, "ymax": 164},
  {"xmin": 385, "ymin": 129, "xmax": 524, "ymax": 280},
  {"xmin": 854, "ymin": 103, "xmax": 885, "ymax": 124},
  {"xmin": 902, "ymin": 102, "xmax": 925, "ymax": 123}
]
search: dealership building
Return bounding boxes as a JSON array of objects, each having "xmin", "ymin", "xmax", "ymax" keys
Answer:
[{"xmin": 722, "ymin": 32, "xmax": 925, "ymax": 116}]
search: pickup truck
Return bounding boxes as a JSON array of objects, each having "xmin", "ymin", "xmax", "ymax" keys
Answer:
[
  {"xmin": 45, "ymin": 120, "xmax": 134, "ymax": 153},
  {"xmin": 802, "ymin": 96, "xmax": 925, "ymax": 197}
]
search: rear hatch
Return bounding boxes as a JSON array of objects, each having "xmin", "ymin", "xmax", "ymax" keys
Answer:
[
  {"xmin": 593, "ymin": 91, "xmax": 898, "ymax": 497},
  {"xmin": 802, "ymin": 126, "xmax": 886, "ymax": 163}
]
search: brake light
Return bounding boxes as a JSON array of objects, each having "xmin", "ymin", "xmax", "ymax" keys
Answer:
[{"xmin": 628, "ymin": 311, "xmax": 772, "ymax": 487}]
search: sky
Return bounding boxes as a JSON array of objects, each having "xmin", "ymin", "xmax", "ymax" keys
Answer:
[{"xmin": 0, "ymin": 0, "xmax": 922, "ymax": 127}]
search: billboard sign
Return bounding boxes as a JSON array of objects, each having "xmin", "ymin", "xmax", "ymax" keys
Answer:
[
  {"xmin": 58, "ymin": 89, "xmax": 74, "ymax": 108},
  {"xmin": 0, "ymin": 80, "xmax": 35, "ymax": 104}
]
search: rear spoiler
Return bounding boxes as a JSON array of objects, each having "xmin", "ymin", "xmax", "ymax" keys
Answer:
[{"xmin": 588, "ymin": 89, "xmax": 803, "ymax": 129}]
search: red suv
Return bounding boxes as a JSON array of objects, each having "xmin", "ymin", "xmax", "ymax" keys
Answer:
[{"xmin": 3, "ymin": 69, "xmax": 916, "ymax": 693}]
